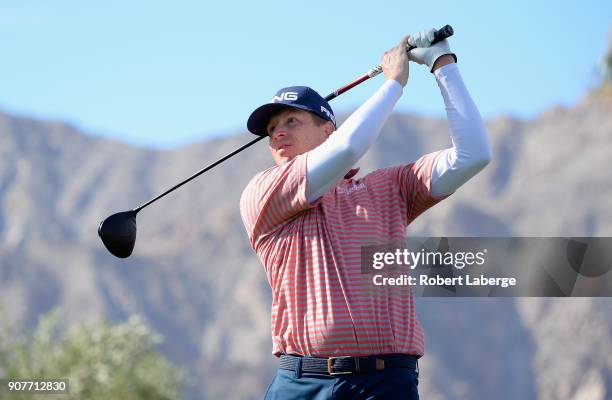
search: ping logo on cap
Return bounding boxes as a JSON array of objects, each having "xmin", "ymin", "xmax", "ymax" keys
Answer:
[
  {"xmin": 271, "ymin": 92, "xmax": 298, "ymax": 103},
  {"xmin": 320, "ymin": 106, "xmax": 336, "ymax": 125}
]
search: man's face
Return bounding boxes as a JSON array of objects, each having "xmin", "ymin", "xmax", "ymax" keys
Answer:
[{"xmin": 267, "ymin": 109, "xmax": 334, "ymax": 165}]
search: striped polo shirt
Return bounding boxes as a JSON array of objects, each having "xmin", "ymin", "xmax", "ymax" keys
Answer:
[{"xmin": 240, "ymin": 150, "xmax": 448, "ymax": 357}]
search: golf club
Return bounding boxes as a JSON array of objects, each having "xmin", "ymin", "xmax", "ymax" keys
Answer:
[{"xmin": 98, "ymin": 25, "xmax": 454, "ymax": 258}]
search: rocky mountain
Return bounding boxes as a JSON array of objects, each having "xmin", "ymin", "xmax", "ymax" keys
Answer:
[{"xmin": 0, "ymin": 85, "xmax": 611, "ymax": 399}]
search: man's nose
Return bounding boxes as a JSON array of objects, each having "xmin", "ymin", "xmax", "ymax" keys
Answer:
[{"xmin": 270, "ymin": 129, "xmax": 287, "ymax": 141}]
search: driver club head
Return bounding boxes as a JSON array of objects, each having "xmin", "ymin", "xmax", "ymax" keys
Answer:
[{"xmin": 98, "ymin": 210, "xmax": 138, "ymax": 258}]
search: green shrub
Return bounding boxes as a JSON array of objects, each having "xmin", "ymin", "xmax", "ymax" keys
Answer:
[{"xmin": 0, "ymin": 309, "xmax": 185, "ymax": 399}]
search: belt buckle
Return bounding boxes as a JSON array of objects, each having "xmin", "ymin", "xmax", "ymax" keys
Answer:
[{"xmin": 327, "ymin": 356, "xmax": 356, "ymax": 376}]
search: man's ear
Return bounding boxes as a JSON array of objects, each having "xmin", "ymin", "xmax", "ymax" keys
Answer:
[{"xmin": 324, "ymin": 121, "xmax": 335, "ymax": 137}]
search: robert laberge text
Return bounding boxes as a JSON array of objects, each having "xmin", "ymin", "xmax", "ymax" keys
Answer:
[{"xmin": 373, "ymin": 274, "xmax": 517, "ymax": 288}]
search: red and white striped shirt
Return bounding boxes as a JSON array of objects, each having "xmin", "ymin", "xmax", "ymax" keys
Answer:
[{"xmin": 240, "ymin": 150, "xmax": 449, "ymax": 357}]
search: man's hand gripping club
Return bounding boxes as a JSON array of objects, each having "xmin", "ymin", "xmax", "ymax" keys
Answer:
[{"xmin": 407, "ymin": 27, "xmax": 457, "ymax": 72}]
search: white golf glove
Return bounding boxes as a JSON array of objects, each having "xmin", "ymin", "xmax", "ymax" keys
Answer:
[{"xmin": 407, "ymin": 28, "xmax": 457, "ymax": 72}]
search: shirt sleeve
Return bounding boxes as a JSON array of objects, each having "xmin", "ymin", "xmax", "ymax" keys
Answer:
[
  {"xmin": 381, "ymin": 150, "xmax": 451, "ymax": 226},
  {"xmin": 430, "ymin": 63, "xmax": 492, "ymax": 197},
  {"xmin": 239, "ymin": 153, "xmax": 315, "ymax": 249},
  {"xmin": 306, "ymin": 79, "xmax": 403, "ymax": 203}
]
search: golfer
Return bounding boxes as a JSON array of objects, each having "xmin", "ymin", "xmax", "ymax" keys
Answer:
[{"xmin": 240, "ymin": 28, "xmax": 492, "ymax": 399}]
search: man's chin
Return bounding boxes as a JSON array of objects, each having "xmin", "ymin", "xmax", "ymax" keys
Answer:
[
  {"xmin": 274, "ymin": 150, "xmax": 300, "ymax": 165},
  {"xmin": 276, "ymin": 155, "xmax": 296, "ymax": 165}
]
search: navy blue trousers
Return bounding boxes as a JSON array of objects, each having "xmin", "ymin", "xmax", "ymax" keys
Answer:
[{"xmin": 264, "ymin": 366, "xmax": 420, "ymax": 399}]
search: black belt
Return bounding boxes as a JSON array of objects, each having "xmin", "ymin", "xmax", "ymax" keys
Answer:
[{"xmin": 279, "ymin": 353, "xmax": 418, "ymax": 376}]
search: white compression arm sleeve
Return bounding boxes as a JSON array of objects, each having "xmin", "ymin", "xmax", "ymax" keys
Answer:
[
  {"xmin": 306, "ymin": 79, "xmax": 403, "ymax": 203},
  {"xmin": 430, "ymin": 63, "xmax": 492, "ymax": 197}
]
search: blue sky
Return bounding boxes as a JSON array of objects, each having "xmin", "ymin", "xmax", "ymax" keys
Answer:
[{"xmin": 1, "ymin": 0, "xmax": 610, "ymax": 148}]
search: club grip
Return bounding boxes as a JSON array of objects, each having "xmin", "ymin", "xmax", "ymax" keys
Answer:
[
  {"xmin": 431, "ymin": 24, "xmax": 453, "ymax": 45},
  {"xmin": 407, "ymin": 24, "xmax": 454, "ymax": 51}
]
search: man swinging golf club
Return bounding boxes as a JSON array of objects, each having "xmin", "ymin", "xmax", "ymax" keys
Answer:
[{"xmin": 240, "ymin": 28, "xmax": 492, "ymax": 399}]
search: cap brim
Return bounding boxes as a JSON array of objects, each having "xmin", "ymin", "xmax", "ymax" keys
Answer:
[{"xmin": 247, "ymin": 103, "xmax": 314, "ymax": 136}]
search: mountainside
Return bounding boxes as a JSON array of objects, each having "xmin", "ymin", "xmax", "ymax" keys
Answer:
[{"xmin": 0, "ymin": 87, "xmax": 611, "ymax": 399}]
